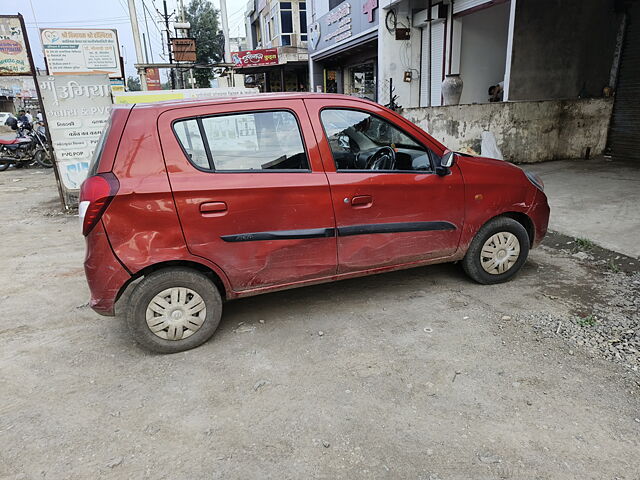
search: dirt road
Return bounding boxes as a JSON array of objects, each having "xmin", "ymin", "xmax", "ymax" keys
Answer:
[{"xmin": 1, "ymin": 168, "xmax": 638, "ymax": 480}]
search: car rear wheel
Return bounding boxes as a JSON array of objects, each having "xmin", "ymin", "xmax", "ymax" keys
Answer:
[
  {"xmin": 127, "ymin": 267, "xmax": 222, "ymax": 353},
  {"xmin": 462, "ymin": 216, "xmax": 530, "ymax": 285}
]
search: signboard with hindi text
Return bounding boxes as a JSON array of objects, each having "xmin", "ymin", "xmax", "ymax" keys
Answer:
[
  {"xmin": 0, "ymin": 16, "xmax": 31, "ymax": 75},
  {"xmin": 40, "ymin": 28, "xmax": 122, "ymax": 78},
  {"xmin": 38, "ymin": 74, "xmax": 112, "ymax": 200},
  {"xmin": 231, "ymin": 48, "xmax": 278, "ymax": 68}
]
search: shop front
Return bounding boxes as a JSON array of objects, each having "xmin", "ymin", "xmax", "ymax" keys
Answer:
[
  {"xmin": 308, "ymin": 0, "xmax": 379, "ymax": 101},
  {"xmin": 232, "ymin": 47, "xmax": 309, "ymax": 92}
]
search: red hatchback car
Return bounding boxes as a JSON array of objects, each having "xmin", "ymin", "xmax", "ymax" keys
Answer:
[{"xmin": 81, "ymin": 93, "xmax": 549, "ymax": 353}]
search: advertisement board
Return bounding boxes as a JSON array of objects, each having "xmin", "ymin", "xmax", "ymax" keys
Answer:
[
  {"xmin": 113, "ymin": 86, "xmax": 259, "ymax": 104},
  {"xmin": 40, "ymin": 28, "xmax": 122, "ymax": 78},
  {"xmin": 308, "ymin": 0, "xmax": 379, "ymax": 53},
  {"xmin": 0, "ymin": 16, "xmax": 31, "ymax": 75},
  {"xmin": 38, "ymin": 74, "xmax": 112, "ymax": 197},
  {"xmin": 146, "ymin": 67, "xmax": 161, "ymax": 90},
  {"xmin": 231, "ymin": 48, "xmax": 279, "ymax": 68}
]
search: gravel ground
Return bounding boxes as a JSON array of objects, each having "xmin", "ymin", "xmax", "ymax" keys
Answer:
[
  {"xmin": 525, "ymin": 233, "xmax": 640, "ymax": 373},
  {"xmin": 1, "ymin": 168, "xmax": 639, "ymax": 480}
]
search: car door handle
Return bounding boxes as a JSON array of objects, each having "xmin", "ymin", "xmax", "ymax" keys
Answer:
[
  {"xmin": 200, "ymin": 201, "xmax": 228, "ymax": 216},
  {"xmin": 350, "ymin": 195, "xmax": 373, "ymax": 208}
]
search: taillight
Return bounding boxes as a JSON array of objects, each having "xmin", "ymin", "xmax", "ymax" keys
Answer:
[{"xmin": 79, "ymin": 172, "xmax": 119, "ymax": 236}]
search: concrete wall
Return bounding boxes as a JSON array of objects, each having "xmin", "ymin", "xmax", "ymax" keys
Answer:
[
  {"xmin": 400, "ymin": 98, "xmax": 614, "ymax": 163},
  {"xmin": 509, "ymin": 0, "xmax": 621, "ymax": 101},
  {"xmin": 459, "ymin": 2, "xmax": 510, "ymax": 104}
]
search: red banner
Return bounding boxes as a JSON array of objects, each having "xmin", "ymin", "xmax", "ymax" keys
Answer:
[
  {"xmin": 146, "ymin": 67, "xmax": 161, "ymax": 90},
  {"xmin": 231, "ymin": 48, "xmax": 278, "ymax": 68}
]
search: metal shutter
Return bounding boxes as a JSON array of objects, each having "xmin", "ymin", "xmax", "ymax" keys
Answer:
[
  {"xmin": 453, "ymin": 0, "xmax": 491, "ymax": 14},
  {"xmin": 420, "ymin": 27, "xmax": 430, "ymax": 107},
  {"xmin": 430, "ymin": 20, "xmax": 445, "ymax": 106},
  {"xmin": 608, "ymin": 2, "xmax": 640, "ymax": 162}
]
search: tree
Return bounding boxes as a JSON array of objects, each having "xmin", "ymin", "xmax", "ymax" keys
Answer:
[
  {"xmin": 127, "ymin": 76, "xmax": 141, "ymax": 91},
  {"xmin": 185, "ymin": 0, "xmax": 225, "ymax": 88}
]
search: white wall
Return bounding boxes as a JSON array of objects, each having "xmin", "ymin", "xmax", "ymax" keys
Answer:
[
  {"xmin": 458, "ymin": 2, "xmax": 510, "ymax": 104},
  {"xmin": 377, "ymin": 0, "xmax": 422, "ymax": 108},
  {"xmin": 309, "ymin": 0, "xmax": 330, "ymax": 22}
]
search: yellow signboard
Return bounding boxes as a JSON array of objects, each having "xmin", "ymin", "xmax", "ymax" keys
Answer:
[{"xmin": 114, "ymin": 92, "xmax": 183, "ymax": 104}]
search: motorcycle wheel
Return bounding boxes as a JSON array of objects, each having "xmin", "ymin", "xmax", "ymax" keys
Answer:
[{"xmin": 34, "ymin": 149, "xmax": 52, "ymax": 168}]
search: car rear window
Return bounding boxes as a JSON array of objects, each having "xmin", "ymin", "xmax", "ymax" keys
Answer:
[
  {"xmin": 87, "ymin": 119, "xmax": 112, "ymax": 177},
  {"xmin": 173, "ymin": 110, "xmax": 309, "ymax": 172}
]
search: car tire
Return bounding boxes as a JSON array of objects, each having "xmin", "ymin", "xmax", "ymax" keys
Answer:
[
  {"xmin": 462, "ymin": 216, "xmax": 530, "ymax": 285},
  {"xmin": 127, "ymin": 267, "xmax": 223, "ymax": 353}
]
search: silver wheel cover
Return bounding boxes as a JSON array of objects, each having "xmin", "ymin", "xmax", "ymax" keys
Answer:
[
  {"xmin": 480, "ymin": 232, "xmax": 521, "ymax": 275},
  {"xmin": 145, "ymin": 287, "xmax": 206, "ymax": 340}
]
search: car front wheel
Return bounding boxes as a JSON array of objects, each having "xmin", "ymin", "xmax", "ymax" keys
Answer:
[
  {"xmin": 127, "ymin": 267, "xmax": 223, "ymax": 353},
  {"xmin": 462, "ymin": 216, "xmax": 530, "ymax": 285}
]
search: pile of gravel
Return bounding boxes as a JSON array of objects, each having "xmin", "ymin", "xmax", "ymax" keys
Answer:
[{"xmin": 526, "ymin": 272, "xmax": 639, "ymax": 373}]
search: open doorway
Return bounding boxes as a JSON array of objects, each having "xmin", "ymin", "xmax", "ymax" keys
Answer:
[{"xmin": 458, "ymin": 2, "xmax": 511, "ymax": 104}]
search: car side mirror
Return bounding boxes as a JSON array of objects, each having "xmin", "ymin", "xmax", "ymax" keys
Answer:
[{"xmin": 436, "ymin": 151, "xmax": 455, "ymax": 176}]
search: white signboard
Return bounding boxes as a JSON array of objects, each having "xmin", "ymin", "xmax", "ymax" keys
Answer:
[
  {"xmin": 40, "ymin": 28, "xmax": 122, "ymax": 78},
  {"xmin": 38, "ymin": 75, "xmax": 112, "ymax": 193}
]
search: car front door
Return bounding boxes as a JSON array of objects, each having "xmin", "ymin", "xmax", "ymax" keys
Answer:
[
  {"xmin": 305, "ymin": 98, "xmax": 464, "ymax": 274},
  {"xmin": 158, "ymin": 99, "xmax": 337, "ymax": 292}
]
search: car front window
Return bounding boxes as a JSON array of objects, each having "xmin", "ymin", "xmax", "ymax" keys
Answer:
[{"xmin": 320, "ymin": 109, "xmax": 437, "ymax": 172}]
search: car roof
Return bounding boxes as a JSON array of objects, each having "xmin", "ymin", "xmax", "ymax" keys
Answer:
[{"xmin": 127, "ymin": 92, "xmax": 379, "ymax": 112}]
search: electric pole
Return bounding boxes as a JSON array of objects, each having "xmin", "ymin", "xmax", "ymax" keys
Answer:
[
  {"xmin": 219, "ymin": 0, "xmax": 231, "ymax": 64},
  {"xmin": 163, "ymin": 0, "xmax": 176, "ymax": 89},
  {"xmin": 177, "ymin": 0, "xmax": 195, "ymax": 88},
  {"xmin": 128, "ymin": 0, "xmax": 148, "ymax": 90}
]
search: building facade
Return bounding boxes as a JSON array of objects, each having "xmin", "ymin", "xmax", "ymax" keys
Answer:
[
  {"xmin": 240, "ymin": 0, "xmax": 309, "ymax": 92},
  {"xmin": 307, "ymin": 0, "xmax": 380, "ymax": 101},
  {"xmin": 305, "ymin": 0, "xmax": 637, "ymax": 164},
  {"xmin": 308, "ymin": 0, "xmax": 625, "ymax": 108}
]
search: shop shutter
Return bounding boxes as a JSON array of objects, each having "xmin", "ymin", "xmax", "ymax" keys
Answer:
[
  {"xmin": 607, "ymin": 2, "xmax": 640, "ymax": 162},
  {"xmin": 453, "ymin": 0, "xmax": 491, "ymax": 14},
  {"xmin": 420, "ymin": 27, "xmax": 430, "ymax": 107},
  {"xmin": 430, "ymin": 20, "xmax": 445, "ymax": 106}
]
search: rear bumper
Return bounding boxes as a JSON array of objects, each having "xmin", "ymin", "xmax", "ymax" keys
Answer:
[
  {"xmin": 84, "ymin": 221, "xmax": 131, "ymax": 316},
  {"xmin": 529, "ymin": 189, "xmax": 550, "ymax": 247}
]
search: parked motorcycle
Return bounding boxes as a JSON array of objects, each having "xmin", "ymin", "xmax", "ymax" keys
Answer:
[{"xmin": 0, "ymin": 119, "xmax": 52, "ymax": 171}]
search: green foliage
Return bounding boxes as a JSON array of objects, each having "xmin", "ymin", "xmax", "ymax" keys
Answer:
[
  {"xmin": 575, "ymin": 237, "xmax": 595, "ymax": 250},
  {"xmin": 577, "ymin": 315, "xmax": 597, "ymax": 327},
  {"xmin": 607, "ymin": 258, "xmax": 620, "ymax": 273},
  {"xmin": 127, "ymin": 76, "xmax": 141, "ymax": 91},
  {"xmin": 185, "ymin": 0, "xmax": 225, "ymax": 87}
]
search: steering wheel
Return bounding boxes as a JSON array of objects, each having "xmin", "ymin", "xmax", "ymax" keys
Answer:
[{"xmin": 366, "ymin": 146, "xmax": 396, "ymax": 170}]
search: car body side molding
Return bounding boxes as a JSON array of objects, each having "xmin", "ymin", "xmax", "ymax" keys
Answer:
[
  {"xmin": 337, "ymin": 221, "xmax": 456, "ymax": 237},
  {"xmin": 220, "ymin": 221, "xmax": 456, "ymax": 242},
  {"xmin": 221, "ymin": 228, "xmax": 336, "ymax": 242}
]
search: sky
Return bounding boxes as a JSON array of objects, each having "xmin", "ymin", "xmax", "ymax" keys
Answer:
[{"xmin": 0, "ymin": 0, "xmax": 248, "ymax": 81}]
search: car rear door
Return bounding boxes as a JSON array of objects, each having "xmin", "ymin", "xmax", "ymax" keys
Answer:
[
  {"xmin": 305, "ymin": 98, "xmax": 464, "ymax": 274},
  {"xmin": 158, "ymin": 99, "xmax": 337, "ymax": 292}
]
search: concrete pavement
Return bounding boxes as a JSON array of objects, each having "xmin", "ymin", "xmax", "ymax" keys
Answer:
[{"xmin": 530, "ymin": 157, "xmax": 640, "ymax": 258}]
